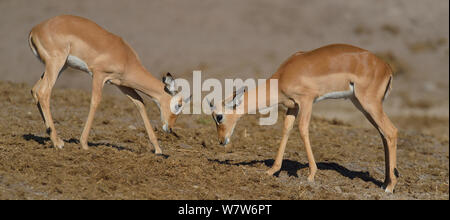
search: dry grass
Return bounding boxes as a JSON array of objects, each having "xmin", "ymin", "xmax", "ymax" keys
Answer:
[{"xmin": 0, "ymin": 81, "xmax": 448, "ymax": 200}]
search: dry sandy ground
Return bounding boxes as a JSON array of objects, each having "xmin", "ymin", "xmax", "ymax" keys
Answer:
[
  {"xmin": 0, "ymin": 81, "xmax": 448, "ymax": 200},
  {"xmin": 0, "ymin": 0, "xmax": 448, "ymax": 199}
]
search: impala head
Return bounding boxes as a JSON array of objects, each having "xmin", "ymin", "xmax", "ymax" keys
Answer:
[
  {"xmin": 208, "ymin": 87, "xmax": 246, "ymax": 146},
  {"xmin": 160, "ymin": 72, "xmax": 192, "ymax": 133}
]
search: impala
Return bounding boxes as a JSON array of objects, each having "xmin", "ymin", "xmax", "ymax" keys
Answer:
[
  {"xmin": 209, "ymin": 44, "xmax": 398, "ymax": 193},
  {"xmin": 28, "ymin": 15, "xmax": 190, "ymax": 153}
]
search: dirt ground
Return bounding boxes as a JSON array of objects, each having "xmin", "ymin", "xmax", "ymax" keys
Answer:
[
  {"xmin": 0, "ymin": 0, "xmax": 448, "ymax": 200},
  {"xmin": 0, "ymin": 81, "xmax": 448, "ymax": 199}
]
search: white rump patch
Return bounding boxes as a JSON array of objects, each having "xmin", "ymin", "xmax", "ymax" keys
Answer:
[
  {"xmin": 67, "ymin": 55, "xmax": 92, "ymax": 76},
  {"xmin": 314, "ymin": 83, "xmax": 355, "ymax": 103}
]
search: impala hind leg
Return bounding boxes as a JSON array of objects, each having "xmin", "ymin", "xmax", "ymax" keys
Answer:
[
  {"xmin": 31, "ymin": 58, "xmax": 66, "ymax": 149},
  {"xmin": 351, "ymin": 96, "xmax": 398, "ymax": 193},
  {"xmin": 118, "ymin": 86, "xmax": 162, "ymax": 154},
  {"xmin": 80, "ymin": 73, "xmax": 106, "ymax": 150},
  {"xmin": 266, "ymin": 105, "xmax": 298, "ymax": 176},
  {"xmin": 31, "ymin": 73, "xmax": 47, "ymax": 123},
  {"xmin": 296, "ymin": 97, "xmax": 317, "ymax": 182}
]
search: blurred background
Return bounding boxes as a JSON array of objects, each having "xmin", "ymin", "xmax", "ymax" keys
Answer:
[{"xmin": 0, "ymin": 0, "xmax": 448, "ymax": 138}]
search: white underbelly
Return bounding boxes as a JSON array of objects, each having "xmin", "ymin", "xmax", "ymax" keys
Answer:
[
  {"xmin": 66, "ymin": 55, "xmax": 92, "ymax": 76},
  {"xmin": 314, "ymin": 83, "xmax": 355, "ymax": 103}
]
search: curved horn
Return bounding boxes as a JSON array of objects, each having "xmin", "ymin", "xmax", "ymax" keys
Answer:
[{"xmin": 184, "ymin": 94, "xmax": 193, "ymax": 104}]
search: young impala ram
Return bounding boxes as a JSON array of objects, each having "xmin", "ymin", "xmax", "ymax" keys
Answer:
[
  {"xmin": 28, "ymin": 15, "xmax": 190, "ymax": 153},
  {"xmin": 209, "ymin": 44, "xmax": 398, "ymax": 193}
]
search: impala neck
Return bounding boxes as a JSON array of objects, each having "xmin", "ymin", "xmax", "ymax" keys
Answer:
[
  {"xmin": 238, "ymin": 78, "xmax": 280, "ymax": 116},
  {"xmin": 125, "ymin": 67, "xmax": 170, "ymax": 103}
]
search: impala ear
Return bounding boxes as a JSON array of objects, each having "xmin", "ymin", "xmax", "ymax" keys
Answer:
[
  {"xmin": 207, "ymin": 98, "xmax": 216, "ymax": 111},
  {"xmin": 162, "ymin": 72, "xmax": 176, "ymax": 95},
  {"xmin": 233, "ymin": 87, "xmax": 246, "ymax": 100},
  {"xmin": 184, "ymin": 94, "xmax": 192, "ymax": 104},
  {"xmin": 225, "ymin": 87, "xmax": 246, "ymax": 109}
]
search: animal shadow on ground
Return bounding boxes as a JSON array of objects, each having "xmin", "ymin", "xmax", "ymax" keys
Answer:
[
  {"xmin": 209, "ymin": 158, "xmax": 383, "ymax": 187},
  {"xmin": 22, "ymin": 133, "xmax": 133, "ymax": 152}
]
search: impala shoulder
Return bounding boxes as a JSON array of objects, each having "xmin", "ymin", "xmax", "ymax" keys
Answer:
[{"xmin": 117, "ymin": 37, "xmax": 142, "ymax": 62}]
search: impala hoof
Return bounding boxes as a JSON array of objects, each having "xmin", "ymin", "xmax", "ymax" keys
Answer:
[
  {"xmin": 383, "ymin": 183, "xmax": 396, "ymax": 193},
  {"xmin": 384, "ymin": 187, "xmax": 394, "ymax": 193},
  {"xmin": 154, "ymin": 148, "xmax": 163, "ymax": 155},
  {"xmin": 266, "ymin": 168, "xmax": 279, "ymax": 176},
  {"xmin": 53, "ymin": 138, "xmax": 64, "ymax": 149},
  {"xmin": 81, "ymin": 142, "xmax": 89, "ymax": 150}
]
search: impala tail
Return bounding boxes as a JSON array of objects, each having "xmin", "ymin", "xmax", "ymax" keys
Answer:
[
  {"xmin": 28, "ymin": 32, "xmax": 41, "ymax": 62},
  {"xmin": 28, "ymin": 32, "xmax": 36, "ymax": 55}
]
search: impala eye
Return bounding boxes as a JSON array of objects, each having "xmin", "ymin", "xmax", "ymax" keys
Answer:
[{"xmin": 173, "ymin": 103, "xmax": 181, "ymax": 114}]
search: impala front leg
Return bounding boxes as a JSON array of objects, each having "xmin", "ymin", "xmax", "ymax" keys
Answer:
[
  {"xmin": 80, "ymin": 73, "xmax": 106, "ymax": 150},
  {"xmin": 118, "ymin": 86, "xmax": 163, "ymax": 154},
  {"xmin": 297, "ymin": 97, "xmax": 317, "ymax": 182},
  {"xmin": 266, "ymin": 106, "xmax": 298, "ymax": 176}
]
